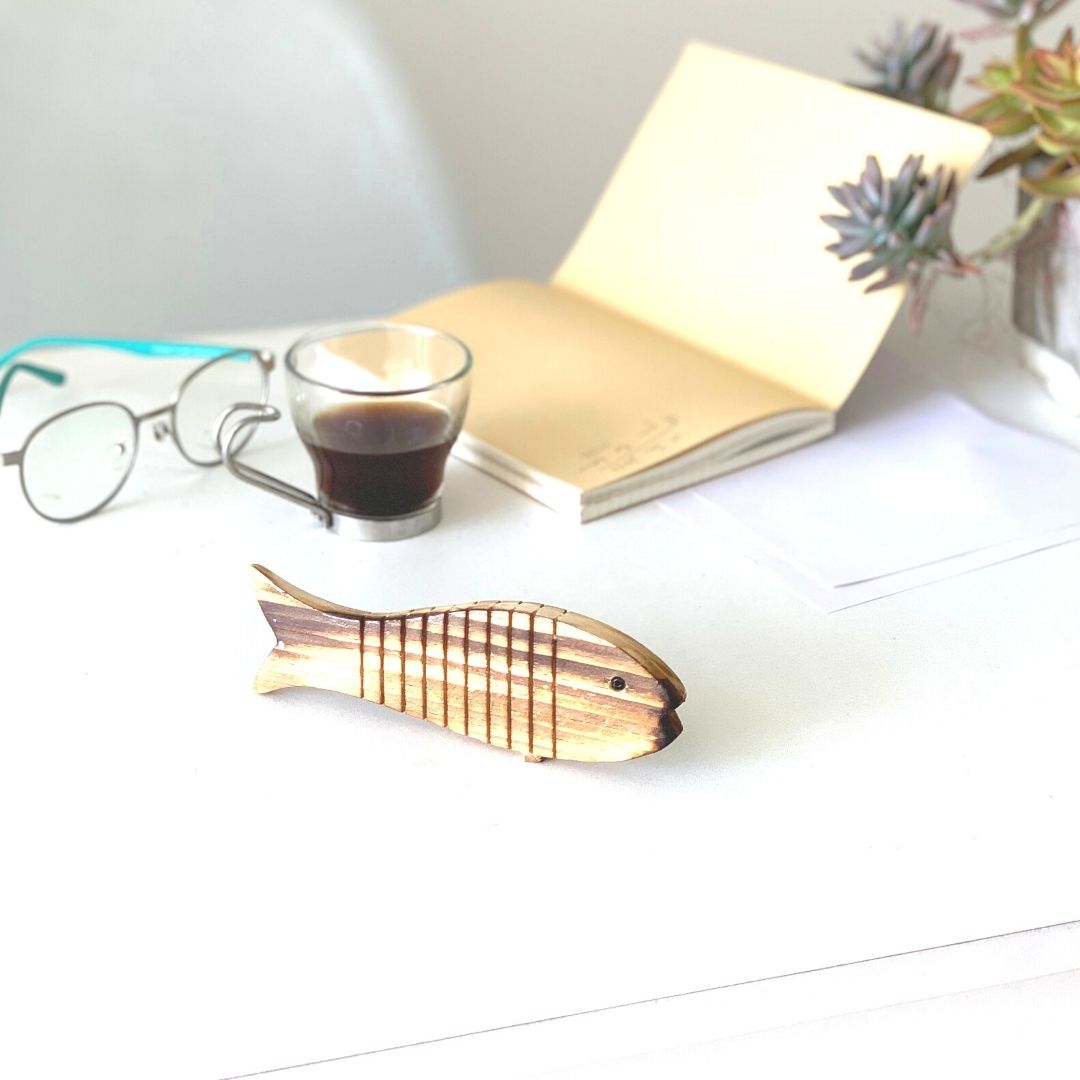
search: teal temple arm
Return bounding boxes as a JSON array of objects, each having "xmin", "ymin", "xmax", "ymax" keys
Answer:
[
  {"xmin": 0, "ymin": 363, "xmax": 66, "ymax": 417},
  {"xmin": 0, "ymin": 337, "xmax": 247, "ymax": 417}
]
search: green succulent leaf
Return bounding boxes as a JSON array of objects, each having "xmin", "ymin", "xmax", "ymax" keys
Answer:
[
  {"xmin": 973, "ymin": 61, "xmax": 1020, "ymax": 91},
  {"xmin": 1020, "ymin": 166, "xmax": 1080, "ymax": 197},
  {"xmin": 979, "ymin": 141, "xmax": 1042, "ymax": 176},
  {"xmin": 1033, "ymin": 105, "xmax": 1080, "ymax": 135},
  {"xmin": 986, "ymin": 111, "xmax": 1039, "ymax": 135},
  {"xmin": 1012, "ymin": 84, "xmax": 1080, "ymax": 108},
  {"xmin": 962, "ymin": 92, "xmax": 1035, "ymax": 134}
]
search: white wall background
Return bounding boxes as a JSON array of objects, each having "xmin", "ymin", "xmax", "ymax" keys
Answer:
[
  {"xmin": 0, "ymin": 0, "xmax": 471, "ymax": 341},
  {"xmin": 0, "ymin": 0, "xmax": 1073, "ymax": 343}
]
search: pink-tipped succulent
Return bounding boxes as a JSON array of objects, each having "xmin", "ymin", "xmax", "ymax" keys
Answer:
[{"xmin": 822, "ymin": 156, "xmax": 975, "ymax": 326}]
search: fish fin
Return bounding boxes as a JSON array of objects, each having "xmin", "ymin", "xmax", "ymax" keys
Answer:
[{"xmin": 252, "ymin": 565, "xmax": 364, "ymax": 697}]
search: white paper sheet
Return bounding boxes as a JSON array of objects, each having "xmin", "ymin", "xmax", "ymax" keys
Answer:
[{"xmin": 660, "ymin": 350, "xmax": 1080, "ymax": 610}]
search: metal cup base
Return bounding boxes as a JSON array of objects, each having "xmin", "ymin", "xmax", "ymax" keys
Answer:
[{"xmin": 327, "ymin": 498, "xmax": 441, "ymax": 541}]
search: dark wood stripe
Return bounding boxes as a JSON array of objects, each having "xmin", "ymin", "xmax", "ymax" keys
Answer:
[
  {"xmin": 363, "ymin": 658, "xmax": 626, "ymax": 700},
  {"xmin": 395, "ymin": 640, "xmax": 619, "ymax": 684},
  {"xmin": 528, "ymin": 610, "xmax": 535, "ymax": 755},
  {"xmin": 354, "ymin": 602, "xmax": 566, "ymax": 631},
  {"xmin": 420, "ymin": 613, "xmax": 428, "ymax": 720},
  {"xmin": 379, "ymin": 618, "xmax": 385, "ymax": 705},
  {"xmin": 402, "ymin": 619, "xmax": 581, "ymax": 648},
  {"xmin": 257, "ymin": 602, "xmax": 357, "ymax": 651},
  {"xmin": 484, "ymin": 609, "xmax": 492, "ymax": 744},
  {"xmin": 398, "ymin": 618, "xmax": 406, "ymax": 713},
  {"xmin": 351, "ymin": 661, "xmax": 562, "ymax": 697},
  {"xmin": 359, "ymin": 615, "xmax": 365, "ymax": 699},
  {"xmin": 550, "ymin": 617, "xmax": 558, "ymax": 759},
  {"xmin": 527, "ymin": 655, "xmax": 649, "ymax": 692},
  {"xmin": 505, "ymin": 607, "xmax": 514, "ymax": 750},
  {"xmin": 442, "ymin": 612, "xmax": 449, "ymax": 728}
]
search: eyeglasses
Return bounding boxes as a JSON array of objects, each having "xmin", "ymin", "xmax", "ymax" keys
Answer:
[{"xmin": 0, "ymin": 337, "xmax": 274, "ymax": 522}]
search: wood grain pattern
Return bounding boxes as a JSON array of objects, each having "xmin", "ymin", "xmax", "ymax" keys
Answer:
[{"xmin": 252, "ymin": 565, "xmax": 684, "ymax": 763}]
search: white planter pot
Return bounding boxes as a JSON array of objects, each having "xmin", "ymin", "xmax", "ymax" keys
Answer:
[
  {"xmin": 1014, "ymin": 182, "xmax": 1080, "ymax": 413},
  {"xmin": 1019, "ymin": 332, "xmax": 1080, "ymax": 414}
]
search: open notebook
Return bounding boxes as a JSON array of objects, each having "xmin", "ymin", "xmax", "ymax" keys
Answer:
[{"xmin": 390, "ymin": 43, "xmax": 991, "ymax": 521}]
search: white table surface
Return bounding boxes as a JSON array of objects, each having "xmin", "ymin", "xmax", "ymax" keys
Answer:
[{"xmin": 2, "ymin": 320, "xmax": 1078, "ymax": 1079}]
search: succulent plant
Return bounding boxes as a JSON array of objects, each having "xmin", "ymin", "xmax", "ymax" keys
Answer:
[
  {"xmin": 963, "ymin": 57, "xmax": 1036, "ymax": 136},
  {"xmin": 822, "ymin": 155, "xmax": 973, "ymax": 300},
  {"xmin": 967, "ymin": 29, "xmax": 1080, "ymax": 197},
  {"xmin": 856, "ymin": 22, "xmax": 962, "ymax": 111},
  {"xmin": 833, "ymin": 0, "xmax": 1080, "ymax": 333},
  {"xmin": 953, "ymin": 0, "xmax": 1071, "ymax": 29}
]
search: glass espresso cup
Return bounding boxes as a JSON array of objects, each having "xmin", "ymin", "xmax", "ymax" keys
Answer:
[{"xmin": 219, "ymin": 323, "xmax": 472, "ymax": 540}]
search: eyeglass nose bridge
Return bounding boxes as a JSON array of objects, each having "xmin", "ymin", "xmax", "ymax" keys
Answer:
[
  {"xmin": 131, "ymin": 403, "xmax": 175, "ymax": 445},
  {"xmin": 2, "ymin": 449, "xmax": 23, "ymax": 467}
]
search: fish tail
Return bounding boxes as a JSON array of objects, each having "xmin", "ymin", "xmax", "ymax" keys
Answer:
[{"xmin": 251, "ymin": 564, "xmax": 364, "ymax": 697}]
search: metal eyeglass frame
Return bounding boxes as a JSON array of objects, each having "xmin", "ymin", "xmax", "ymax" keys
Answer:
[{"xmin": 0, "ymin": 337, "xmax": 274, "ymax": 523}]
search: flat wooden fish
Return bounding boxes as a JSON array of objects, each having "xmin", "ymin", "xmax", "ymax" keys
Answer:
[{"xmin": 252, "ymin": 565, "xmax": 685, "ymax": 762}]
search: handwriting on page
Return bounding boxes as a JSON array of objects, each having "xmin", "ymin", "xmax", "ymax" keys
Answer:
[{"xmin": 578, "ymin": 414, "xmax": 682, "ymax": 475}]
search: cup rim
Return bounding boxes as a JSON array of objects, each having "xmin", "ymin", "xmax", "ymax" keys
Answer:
[{"xmin": 285, "ymin": 321, "xmax": 473, "ymax": 397}]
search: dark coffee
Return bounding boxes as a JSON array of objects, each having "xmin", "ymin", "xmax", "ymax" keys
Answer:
[{"xmin": 301, "ymin": 400, "xmax": 455, "ymax": 517}]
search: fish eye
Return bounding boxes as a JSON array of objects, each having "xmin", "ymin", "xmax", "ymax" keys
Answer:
[{"xmin": 609, "ymin": 676, "xmax": 626, "ymax": 691}]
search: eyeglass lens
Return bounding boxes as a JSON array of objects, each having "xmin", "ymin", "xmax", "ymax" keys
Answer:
[
  {"xmin": 174, "ymin": 353, "xmax": 266, "ymax": 464},
  {"xmin": 21, "ymin": 402, "xmax": 137, "ymax": 521}
]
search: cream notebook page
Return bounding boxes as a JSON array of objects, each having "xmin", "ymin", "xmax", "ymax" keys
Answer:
[
  {"xmin": 399, "ymin": 281, "xmax": 812, "ymax": 490},
  {"xmin": 554, "ymin": 43, "xmax": 992, "ymax": 411},
  {"xmin": 396, "ymin": 42, "xmax": 991, "ymax": 489}
]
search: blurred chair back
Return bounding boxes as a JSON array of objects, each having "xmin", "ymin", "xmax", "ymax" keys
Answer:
[{"xmin": 0, "ymin": 0, "xmax": 473, "ymax": 343}]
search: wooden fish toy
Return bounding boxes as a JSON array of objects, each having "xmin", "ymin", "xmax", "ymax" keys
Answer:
[{"xmin": 252, "ymin": 565, "xmax": 685, "ymax": 762}]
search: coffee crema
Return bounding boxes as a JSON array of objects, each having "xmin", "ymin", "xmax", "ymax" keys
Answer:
[{"xmin": 301, "ymin": 400, "xmax": 456, "ymax": 518}]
